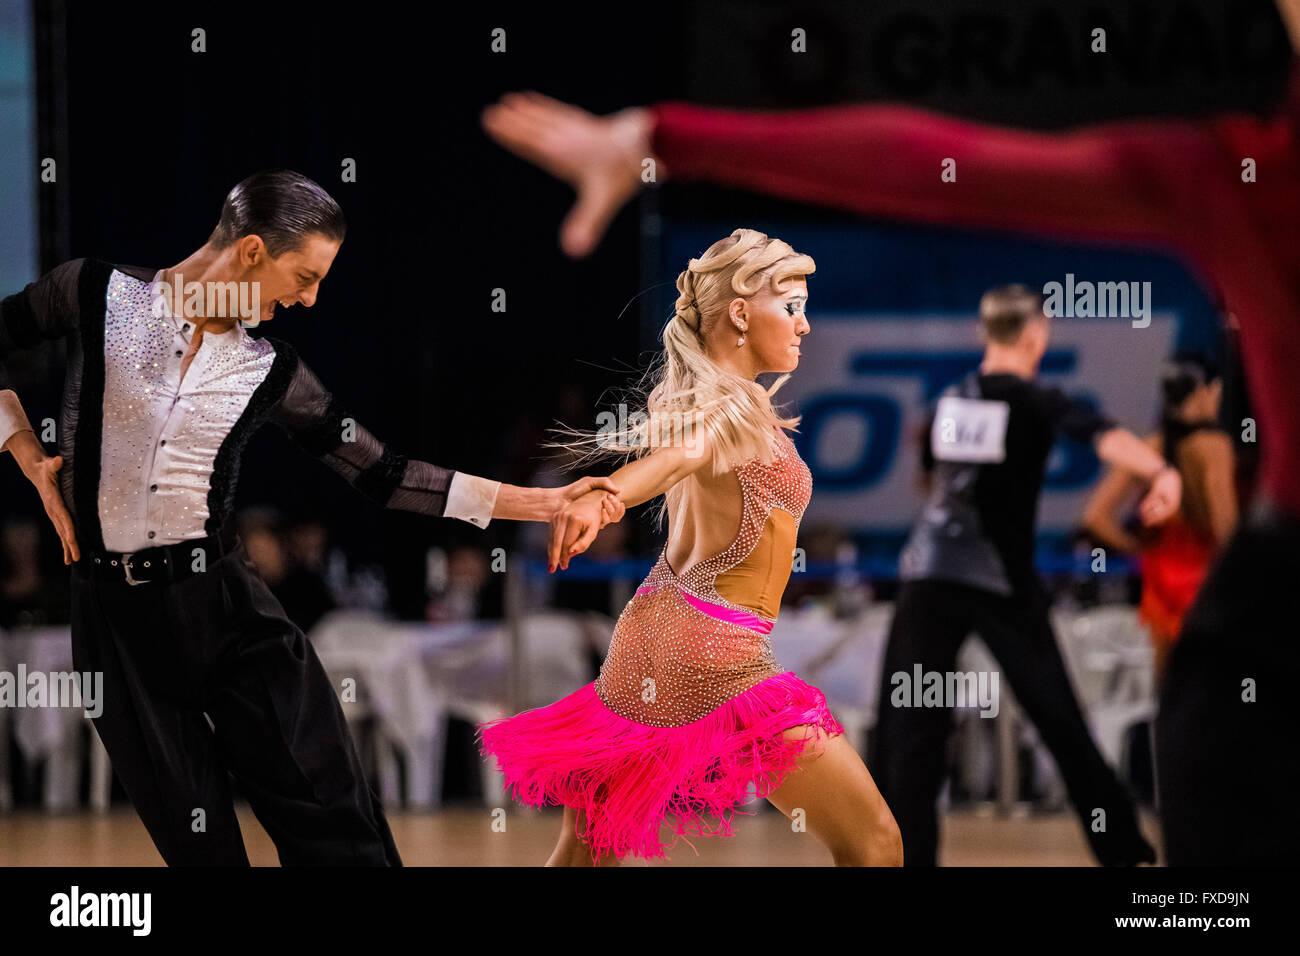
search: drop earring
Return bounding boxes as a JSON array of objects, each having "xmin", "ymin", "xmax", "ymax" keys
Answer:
[{"xmin": 737, "ymin": 330, "xmax": 746, "ymax": 347}]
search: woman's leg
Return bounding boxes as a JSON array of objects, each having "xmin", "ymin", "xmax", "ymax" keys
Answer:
[
  {"xmin": 765, "ymin": 727, "xmax": 903, "ymax": 866},
  {"xmin": 547, "ymin": 805, "xmax": 621, "ymax": 867}
]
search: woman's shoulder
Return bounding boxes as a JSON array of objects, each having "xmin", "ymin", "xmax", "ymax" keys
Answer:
[{"xmin": 728, "ymin": 426, "xmax": 793, "ymax": 471}]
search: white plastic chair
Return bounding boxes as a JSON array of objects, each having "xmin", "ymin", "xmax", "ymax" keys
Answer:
[
  {"xmin": 447, "ymin": 610, "xmax": 602, "ymax": 807},
  {"xmin": 309, "ymin": 609, "xmax": 428, "ymax": 807},
  {"xmin": 1051, "ymin": 605, "xmax": 1155, "ymax": 772},
  {"xmin": 1, "ymin": 625, "xmax": 97, "ymax": 812},
  {"xmin": 771, "ymin": 602, "xmax": 894, "ymax": 756}
]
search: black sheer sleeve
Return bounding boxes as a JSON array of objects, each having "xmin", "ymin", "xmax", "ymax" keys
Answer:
[
  {"xmin": 266, "ymin": 343, "xmax": 455, "ymax": 516},
  {"xmin": 0, "ymin": 258, "xmax": 85, "ymax": 445}
]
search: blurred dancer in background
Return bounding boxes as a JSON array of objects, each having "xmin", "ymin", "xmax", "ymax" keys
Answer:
[
  {"xmin": 1082, "ymin": 354, "xmax": 1237, "ymax": 683},
  {"xmin": 878, "ymin": 285, "xmax": 1175, "ymax": 866}
]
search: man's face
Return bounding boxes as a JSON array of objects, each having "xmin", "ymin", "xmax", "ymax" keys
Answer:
[{"xmin": 239, "ymin": 233, "xmax": 341, "ymax": 323}]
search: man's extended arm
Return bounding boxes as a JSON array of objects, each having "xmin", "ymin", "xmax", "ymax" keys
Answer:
[
  {"xmin": 1093, "ymin": 427, "xmax": 1181, "ymax": 527},
  {"xmin": 1041, "ymin": 384, "xmax": 1181, "ymax": 527},
  {"xmin": 269, "ymin": 348, "xmax": 619, "ymax": 527}
]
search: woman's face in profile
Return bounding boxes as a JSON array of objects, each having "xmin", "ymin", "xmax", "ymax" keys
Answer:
[{"xmin": 740, "ymin": 277, "xmax": 810, "ymax": 374}]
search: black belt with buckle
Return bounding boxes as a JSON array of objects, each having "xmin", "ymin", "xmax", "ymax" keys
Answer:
[{"xmin": 80, "ymin": 523, "xmax": 240, "ymax": 586}]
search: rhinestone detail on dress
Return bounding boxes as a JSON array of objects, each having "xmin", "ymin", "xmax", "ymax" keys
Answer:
[{"xmin": 595, "ymin": 429, "xmax": 813, "ymax": 726}]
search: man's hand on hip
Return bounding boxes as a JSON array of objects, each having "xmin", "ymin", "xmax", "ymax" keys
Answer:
[{"xmin": 5, "ymin": 429, "xmax": 80, "ymax": 564}]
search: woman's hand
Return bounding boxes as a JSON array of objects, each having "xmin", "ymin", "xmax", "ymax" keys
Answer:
[
  {"xmin": 544, "ymin": 435, "xmax": 717, "ymax": 570},
  {"xmin": 548, "ymin": 488, "xmax": 614, "ymax": 572},
  {"xmin": 553, "ymin": 476, "xmax": 624, "ymax": 519},
  {"xmin": 1138, "ymin": 466, "xmax": 1182, "ymax": 526},
  {"xmin": 7, "ymin": 431, "xmax": 80, "ymax": 564},
  {"xmin": 599, "ymin": 493, "xmax": 623, "ymax": 527}
]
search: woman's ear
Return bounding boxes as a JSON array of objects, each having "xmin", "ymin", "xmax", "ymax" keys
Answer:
[{"xmin": 729, "ymin": 297, "xmax": 748, "ymax": 331}]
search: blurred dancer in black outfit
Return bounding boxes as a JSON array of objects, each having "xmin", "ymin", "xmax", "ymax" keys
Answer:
[{"xmin": 869, "ymin": 286, "xmax": 1180, "ymax": 865}]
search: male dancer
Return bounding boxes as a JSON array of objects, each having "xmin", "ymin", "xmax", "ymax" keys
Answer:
[
  {"xmin": 0, "ymin": 169, "xmax": 621, "ymax": 865},
  {"xmin": 874, "ymin": 284, "xmax": 1177, "ymax": 865},
  {"xmin": 481, "ymin": 0, "xmax": 1300, "ymax": 863}
]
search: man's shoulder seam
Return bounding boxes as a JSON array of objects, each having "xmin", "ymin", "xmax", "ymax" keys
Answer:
[
  {"xmin": 260, "ymin": 334, "xmax": 299, "ymax": 363},
  {"xmin": 105, "ymin": 262, "xmax": 158, "ymax": 283}
]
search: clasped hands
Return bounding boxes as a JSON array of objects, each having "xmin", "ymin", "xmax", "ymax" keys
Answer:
[{"xmin": 548, "ymin": 477, "xmax": 625, "ymax": 573}]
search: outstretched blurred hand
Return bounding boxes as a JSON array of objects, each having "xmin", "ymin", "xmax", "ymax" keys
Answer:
[{"xmin": 482, "ymin": 92, "xmax": 653, "ymax": 258}]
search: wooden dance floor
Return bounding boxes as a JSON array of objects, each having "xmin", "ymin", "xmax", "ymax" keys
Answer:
[{"xmin": 0, "ymin": 804, "xmax": 1160, "ymax": 866}]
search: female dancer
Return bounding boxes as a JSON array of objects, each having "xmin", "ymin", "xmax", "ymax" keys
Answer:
[
  {"xmin": 478, "ymin": 229, "xmax": 902, "ymax": 866},
  {"xmin": 1081, "ymin": 354, "xmax": 1237, "ymax": 682}
]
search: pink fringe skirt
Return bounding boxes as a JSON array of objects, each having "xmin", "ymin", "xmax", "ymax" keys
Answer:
[{"xmin": 476, "ymin": 671, "xmax": 844, "ymax": 860}]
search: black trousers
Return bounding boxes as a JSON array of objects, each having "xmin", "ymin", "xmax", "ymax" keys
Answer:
[
  {"xmin": 869, "ymin": 578, "xmax": 1151, "ymax": 866},
  {"xmin": 70, "ymin": 540, "xmax": 401, "ymax": 866},
  {"xmin": 1155, "ymin": 508, "xmax": 1300, "ymax": 865}
]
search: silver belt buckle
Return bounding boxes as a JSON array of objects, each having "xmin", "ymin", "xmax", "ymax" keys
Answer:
[{"xmin": 121, "ymin": 552, "xmax": 146, "ymax": 586}]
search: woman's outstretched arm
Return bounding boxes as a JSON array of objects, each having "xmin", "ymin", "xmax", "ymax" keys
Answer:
[{"xmin": 548, "ymin": 433, "xmax": 717, "ymax": 571}]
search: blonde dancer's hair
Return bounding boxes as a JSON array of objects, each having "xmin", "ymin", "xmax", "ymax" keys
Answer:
[{"xmin": 547, "ymin": 228, "xmax": 815, "ymax": 525}]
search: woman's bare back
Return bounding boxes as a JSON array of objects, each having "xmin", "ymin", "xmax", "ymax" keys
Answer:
[{"xmin": 663, "ymin": 466, "xmax": 744, "ymax": 578}]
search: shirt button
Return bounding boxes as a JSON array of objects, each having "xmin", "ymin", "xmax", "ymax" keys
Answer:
[
  {"xmin": 175, "ymin": 350, "xmax": 183, "ymax": 357},
  {"xmin": 182, "ymin": 323, "xmax": 189, "ymax": 331},
  {"xmin": 150, "ymin": 484, "xmax": 158, "ymax": 492},
  {"xmin": 148, "ymin": 531, "xmax": 156, "ymax": 539}
]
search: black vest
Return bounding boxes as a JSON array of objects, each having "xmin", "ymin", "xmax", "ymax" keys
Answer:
[{"xmin": 898, "ymin": 372, "xmax": 1013, "ymax": 596}]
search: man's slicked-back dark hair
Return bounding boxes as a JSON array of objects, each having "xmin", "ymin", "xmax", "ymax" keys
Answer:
[{"xmin": 207, "ymin": 169, "xmax": 345, "ymax": 258}]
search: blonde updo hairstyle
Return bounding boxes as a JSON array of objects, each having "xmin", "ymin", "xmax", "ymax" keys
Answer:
[{"xmin": 549, "ymin": 228, "xmax": 815, "ymax": 526}]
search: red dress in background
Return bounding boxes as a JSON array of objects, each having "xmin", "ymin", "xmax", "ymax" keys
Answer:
[{"xmin": 1138, "ymin": 513, "xmax": 1217, "ymax": 646}]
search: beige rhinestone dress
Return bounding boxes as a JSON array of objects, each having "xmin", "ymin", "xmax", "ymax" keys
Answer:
[{"xmin": 478, "ymin": 427, "xmax": 843, "ymax": 860}]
